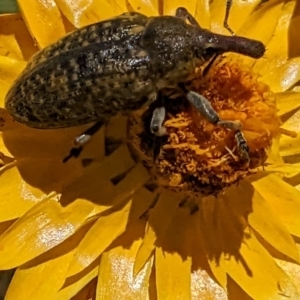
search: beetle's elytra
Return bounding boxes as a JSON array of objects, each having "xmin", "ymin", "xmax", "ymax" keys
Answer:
[{"xmin": 5, "ymin": 8, "xmax": 265, "ymax": 131}]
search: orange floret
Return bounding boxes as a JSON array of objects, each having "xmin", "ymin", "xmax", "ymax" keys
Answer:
[{"xmin": 128, "ymin": 57, "xmax": 295, "ymax": 196}]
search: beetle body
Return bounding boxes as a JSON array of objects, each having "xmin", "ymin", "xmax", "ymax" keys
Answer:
[{"xmin": 5, "ymin": 10, "xmax": 265, "ymax": 130}]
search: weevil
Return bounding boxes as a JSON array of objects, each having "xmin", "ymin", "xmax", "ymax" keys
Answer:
[{"xmin": 5, "ymin": 7, "xmax": 265, "ymax": 162}]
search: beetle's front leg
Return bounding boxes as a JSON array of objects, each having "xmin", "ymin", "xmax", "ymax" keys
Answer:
[
  {"xmin": 175, "ymin": 7, "xmax": 201, "ymax": 28},
  {"xmin": 187, "ymin": 91, "xmax": 241, "ymax": 130},
  {"xmin": 224, "ymin": 0, "xmax": 236, "ymax": 36},
  {"xmin": 186, "ymin": 91, "xmax": 249, "ymax": 160}
]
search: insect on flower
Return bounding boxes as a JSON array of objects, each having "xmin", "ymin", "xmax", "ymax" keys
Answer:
[{"xmin": 4, "ymin": 7, "xmax": 266, "ymax": 162}]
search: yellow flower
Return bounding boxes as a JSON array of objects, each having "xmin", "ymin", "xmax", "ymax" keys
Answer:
[{"xmin": 0, "ymin": 0, "xmax": 300, "ymax": 299}]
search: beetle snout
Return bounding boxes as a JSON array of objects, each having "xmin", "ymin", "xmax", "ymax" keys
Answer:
[
  {"xmin": 202, "ymin": 32, "xmax": 266, "ymax": 60},
  {"xmin": 232, "ymin": 37, "xmax": 266, "ymax": 59}
]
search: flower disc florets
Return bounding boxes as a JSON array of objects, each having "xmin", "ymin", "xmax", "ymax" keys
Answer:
[{"xmin": 129, "ymin": 57, "xmax": 283, "ymax": 196}]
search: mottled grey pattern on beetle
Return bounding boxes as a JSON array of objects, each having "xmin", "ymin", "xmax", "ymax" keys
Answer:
[{"xmin": 5, "ymin": 8, "xmax": 265, "ymax": 131}]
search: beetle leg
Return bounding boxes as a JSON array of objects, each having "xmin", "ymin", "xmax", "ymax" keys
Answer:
[
  {"xmin": 73, "ymin": 121, "xmax": 103, "ymax": 147},
  {"xmin": 186, "ymin": 91, "xmax": 250, "ymax": 160},
  {"xmin": 63, "ymin": 121, "xmax": 103, "ymax": 163},
  {"xmin": 175, "ymin": 7, "xmax": 201, "ymax": 28},
  {"xmin": 150, "ymin": 106, "xmax": 168, "ymax": 136},
  {"xmin": 186, "ymin": 91, "xmax": 241, "ymax": 130},
  {"xmin": 224, "ymin": 0, "xmax": 236, "ymax": 36},
  {"xmin": 202, "ymin": 53, "xmax": 220, "ymax": 77},
  {"xmin": 235, "ymin": 130, "xmax": 250, "ymax": 162}
]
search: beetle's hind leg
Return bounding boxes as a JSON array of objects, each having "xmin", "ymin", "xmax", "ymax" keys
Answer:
[
  {"xmin": 176, "ymin": 4, "xmax": 235, "ymax": 36},
  {"xmin": 186, "ymin": 91, "xmax": 249, "ymax": 160},
  {"xmin": 175, "ymin": 7, "xmax": 201, "ymax": 28},
  {"xmin": 63, "ymin": 121, "xmax": 103, "ymax": 163}
]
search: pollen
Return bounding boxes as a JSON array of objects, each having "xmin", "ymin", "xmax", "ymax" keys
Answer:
[{"xmin": 128, "ymin": 57, "xmax": 296, "ymax": 196}]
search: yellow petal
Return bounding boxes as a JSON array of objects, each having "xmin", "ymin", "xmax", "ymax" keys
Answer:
[
  {"xmin": 17, "ymin": 0, "xmax": 67, "ymax": 48},
  {"xmin": 197, "ymin": 195, "xmax": 237, "ymax": 284},
  {"xmin": 0, "ymin": 196, "xmax": 105, "ymax": 269},
  {"xmin": 163, "ymin": 0, "xmax": 197, "ymax": 17},
  {"xmin": 250, "ymin": 187, "xmax": 299, "ymax": 262},
  {"xmin": 292, "ymin": 85, "xmax": 300, "ymax": 92},
  {"xmin": 134, "ymin": 190, "xmax": 183, "ymax": 276},
  {"xmin": 2, "ymin": 124, "xmax": 105, "ymax": 191},
  {"xmin": 155, "ymin": 209, "xmax": 192, "ymax": 300},
  {"xmin": 288, "ymin": 5, "xmax": 300, "ymax": 58},
  {"xmin": 191, "ymin": 268, "xmax": 227, "ymax": 299},
  {"xmin": 227, "ymin": 276, "xmax": 253, "ymax": 300},
  {"xmin": 0, "ymin": 133, "xmax": 14, "ymax": 156},
  {"xmin": 276, "ymin": 92, "xmax": 300, "ymax": 117},
  {"xmin": 265, "ymin": 136, "xmax": 284, "ymax": 166},
  {"xmin": 96, "ymin": 144, "xmax": 136, "ymax": 181},
  {"xmin": 57, "ymin": 266, "xmax": 98, "ymax": 300},
  {"xmin": 69, "ymin": 278, "xmax": 97, "ymax": 300},
  {"xmin": 191, "ymin": 211, "xmax": 227, "ymax": 290},
  {"xmin": 189, "ymin": 208, "xmax": 228, "ymax": 297},
  {"xmin": 264, "ymin": 163, "xmax": 300, "ymax": 178},
  {"xmin": 0, "ymin": 166, "xmax": 52, "ymax": 221},
  {"xmin": 253, "ymin": 1, "xmax": 300, "ymax": 92},
  {"xmin": 0, "ymin": 220, "xmax": 15, "ymax": 237},
  {"xmin": 226, "ymin": 0, "xmax": 283, "ymax": 67},
  {"xmin": 106, "ymin": 163, "xmax": 150, "ymax": 205},
  {"xmin": 133, "ymin": 222, "xmax": 156, "ymax": 277},
  {"xmin": 251, "ymin": 174, "xmax": 300, "ymax": 238},
  {"xmin": 198, "ymin": 182, "xmax": 298, "ymax": 299},
  {"xmin": 127, "ymin": 0, "xmax": 159, "ymax": 16},
  {"xmin": 106, "ymin": 0, "xmax": 128, "ymax": 15},
  {"xmin": 224, "ymin": 180, "xmax": 299, "ymax": 263},
  {"xmin": 97, "ymin": 222, "xmax": 153, "ymax": 300},
  {"xmin": 276, "ymin": 244, "xmax": 300, "ymax": 295},
  {"xmin": 5, "ymin": 247, "xmax": 74, "ymax": 300},
  {"xmin": 68, "ymin": 202, "xmax": 132, "ymax": 277},
  {"xmin": 155, "ymin": 245, "xmax": 191, "ymax": 299},
  {"xmin": 280, "ymin": 109, "xmax": 300, "ymax": 156},
  {"xmin": 60, "ymin": 164, "xmax": 114, "ymax": 206},
  {"xmin": 210, "ymin": 0, "xmax": 261, "ymax": 35},
  {"xmin": 5, "ymin": 224, "xmax": 95, "ymax": 300},
  {"xmin": 194, "ymin": 0, "xmax": 210, "ymax": 29},
  {"xmin": 55, "ymin": 0, "xmax": 116, "ymax": 28},
  {"xmin": 106, "ymin": 115, "xmax": 128, "ymax": 142},
  {"xmin": 224, "ymin": 230, "xmax": 299, "ymax": 299},
  {"xmin": 0, "ymin": 56, "xmax": 26, "ymax": 105},
  {"xmin": 237, "ymin": 0, "xmax": 283, "ymax": 42},
  {"xmin": 67, "ymin": 185, "xmax": 153, "ymax": 277},
  {"xmin": 0, "ymin": 13, "xmax": 38, "ymax": 61}
]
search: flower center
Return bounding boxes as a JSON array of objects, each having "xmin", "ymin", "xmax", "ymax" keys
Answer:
[{"xmin": 128, "ymin": 57, "xmax": 291, "ymax": 196}]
